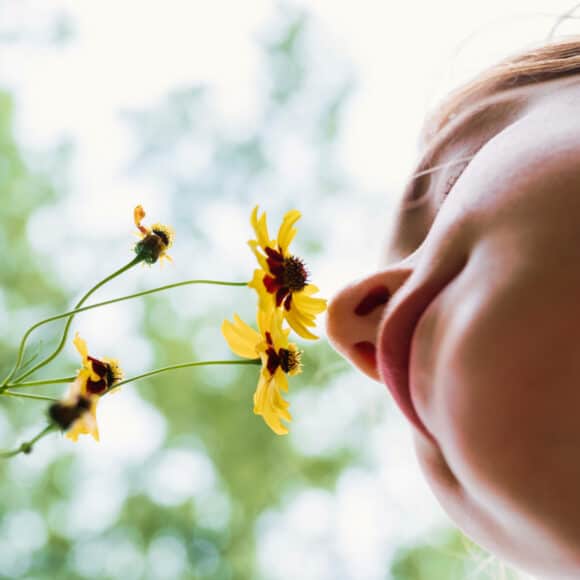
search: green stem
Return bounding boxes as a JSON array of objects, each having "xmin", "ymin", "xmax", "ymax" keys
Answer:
[
  {"xmin": 2, "ymin": 257, "xmax": 142, "ymax": 388},
  {"xmin": 0, "ymin": 359, "xmax": 258, "ymax": 458},
  {"xmin": 7, "ymin": 377, "xmax": 77, "ymax": 389},
  {"xmin": 0, "ymin": 424, "xmax": 57, "ymax": 458},
  {"xmin": 112, "ymin": 359, "xmax": 261, "ymax": 390},
  {"xmin": 2, "ymin": 276, "xmax": 247, "ymax": 390},
  {"xmin": 1, "ymin": 391, "xmax": 58, "ymax": 402},
  {"xmin": 6, "ymin": 357, "xmax": 259, "ymax": 394}
]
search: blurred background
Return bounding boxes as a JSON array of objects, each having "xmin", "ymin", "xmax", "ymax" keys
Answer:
[{"xmin": 0, "ymin": 1, "xmax": 577, "ymax": 578}]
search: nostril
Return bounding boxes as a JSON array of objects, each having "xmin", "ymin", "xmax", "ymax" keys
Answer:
[
  {"xmin": 354, "ymin": 341, "xmax": 376, "ymax": 368},
  {"xmin": 354, "ymin": 286, "xmax": 391, "ymax": 316}
]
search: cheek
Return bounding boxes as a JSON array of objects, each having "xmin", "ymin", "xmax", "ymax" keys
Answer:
[{"xmin": 411, "ymin": 257, "xmax": 580, "ymax": 559}]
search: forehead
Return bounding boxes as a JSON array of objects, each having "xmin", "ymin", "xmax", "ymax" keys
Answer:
[{"xmin": 421, "ymin": 44, "xmax": 580, "ymax": 149}]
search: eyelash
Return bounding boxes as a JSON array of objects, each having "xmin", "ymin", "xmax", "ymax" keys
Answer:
[{"xmin": 442, "ymin": 160, "xmax": 469, "ymax": 197}]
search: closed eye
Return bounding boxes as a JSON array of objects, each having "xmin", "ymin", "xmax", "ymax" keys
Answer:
[
  {"xmin": 442, "ymin": 160, "xmax": 470, "ymax": 197},
  {"xmin": 404, "ymin": 155, "xmax": 476, "ymax": 207}
]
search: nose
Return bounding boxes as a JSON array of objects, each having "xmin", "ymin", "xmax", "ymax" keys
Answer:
[{"xmin": 326, "ymin": 261, "xmax": 415, "ymax": 381}]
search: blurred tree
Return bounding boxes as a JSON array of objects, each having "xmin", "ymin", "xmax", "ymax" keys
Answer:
[
  {"xmin": 0, "ymin": 3, "xmax": 508, "ymax": 580},
  {"xmin": 0, "ymin": 90, "xmax": 68, "ymax": 408}
]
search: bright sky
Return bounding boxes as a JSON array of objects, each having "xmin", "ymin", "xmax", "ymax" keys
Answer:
[{"xmin": 0, "ymin": 1, "xmax": 575, "ymax": 578}]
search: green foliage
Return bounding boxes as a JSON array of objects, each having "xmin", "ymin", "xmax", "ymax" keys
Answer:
[
  {"xmin": 0, "ymin": 93, "xmax": 65, "ymax": 315},
  {"xmin": 390, "ymin": 529, "xmax": 521, "ymax": 580},
  {"xmin": 0, "ymin": 5, "xmax": 501, "ymax": 580}
]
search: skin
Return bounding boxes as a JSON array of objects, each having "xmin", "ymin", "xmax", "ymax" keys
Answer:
[{"xmin": 326, "ymin": 74, "xmax": 580, "ymax": 578}]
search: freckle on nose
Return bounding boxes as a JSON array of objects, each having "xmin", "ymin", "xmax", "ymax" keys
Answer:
[
  {"xmin": 354, "ymin": 286, "xmax": 391, "ymax": 316},
  {"xmin": 354, "ymin": 341, "xmax": 376, "ymax": 367}
]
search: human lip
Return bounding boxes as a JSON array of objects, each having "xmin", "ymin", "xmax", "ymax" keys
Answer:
[{"xmin": 376, "ymin": 269, "xmax": 462, "ymax": 444}]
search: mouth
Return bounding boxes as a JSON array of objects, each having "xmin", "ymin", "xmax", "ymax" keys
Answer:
[{"xmin": 376, "ymin": 264, "xmax": 464, "ymax": 444}]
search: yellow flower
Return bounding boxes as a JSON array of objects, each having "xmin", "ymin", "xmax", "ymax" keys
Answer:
[
  {"xmin": 49, "ymin": 379, "xmax": 100, "ymax": 442},
  {"xmin": 133, "ymin": 205, "xmax": 175, "ymax": 264},
  {"xmin": 49, "ymin": 334, "xmax": 123, "ymax": 442},
  {"xmin": 222, "ymin": 310, "xmax": 302, "ymax": 435},
  {"xmin": 247, "ymin": 206, "xmax": 327, "ymax": 340}
]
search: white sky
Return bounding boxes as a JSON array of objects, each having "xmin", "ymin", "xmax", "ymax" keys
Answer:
[{"xmin": 0, "ymin": 1, "xmax": 573, "ymax": 578}]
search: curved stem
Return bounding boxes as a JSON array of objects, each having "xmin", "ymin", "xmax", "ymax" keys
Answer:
[
  {"xmin": 112, "ymin": 359, "xmax": 261, "ymax": 390},
  {"xmin": 0, "ymin": 359, "xmax": 258, "ymax": 459},
  {"xmin": 7, "ymin": 376, "xmax": 77, "ymax": 389},
  {"xmin": 2, "ymin": 257, "xmax": 142, "ymax": 388},
  {"xmin": 2, "ymin": 276, "xmax": 247, "ymax": 390},
  {"xmin": 0, "ymin": 424, "xmax": 57, "ymax": 458}
]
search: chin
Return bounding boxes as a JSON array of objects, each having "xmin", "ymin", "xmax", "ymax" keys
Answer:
[{"xmin": 412, "ymin": 419, "xmax": 580, "ymax": 580}]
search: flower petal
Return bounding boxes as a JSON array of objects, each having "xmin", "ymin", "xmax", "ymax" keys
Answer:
[
  {"xmin": 283, "ymin": 285, "xmax": 328, "ymax": 339},
  {"xmin": 253, "ymin": 373, "xmax": 290, "ymax": 435},
  {"xmin": 266, "ymin": 309, "xmax": 289, "ymax": 349},
  {"xmin": 276, "ymin": 209, "xmax": 301, "ymax": 253},
  {"xmin": 66, "ymin": 397, "xmax": 99, "ymax": 442},
  {"xmin": 247, "ymin": 241, "xmax": 269, "ymax": 270},
  {"xmin": 73, "ymin": 332, "xmax": 89, "ymax": 362},
  {"xmin": 134, "ymin": 205, "xmax": 149, "ymax": 236},
  {"xmin": 248, "ymin": 269, "xmax": 275, "ymax": 311},
  {"xmin": 73, "ymin": 333, "xmax": 100, "ymax": 381},
  {"xmin": 250, "ymin": 206, "xmax": 271, "ymax": 251},
  {"xmin": 222, "ymin": 314, "xmax": 262, "ymax": 359}
]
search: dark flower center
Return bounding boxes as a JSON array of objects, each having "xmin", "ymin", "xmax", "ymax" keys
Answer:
[
  {"xmin": 263, "ymin": 248, "xmax": 309, "ymax": 307},
  {"xmin": 49, "ymin": 395, "xmax": 92, "ymax": 430},
  {"xmin": 264, "ymin": 333, "xmax": 300, "ymax": 375},
  {"xmin": 152, "ymin": 228, "xmax": 169, "ymax": 246},
  {"xmin": 134, "ymin": 233, "xmax": 166, "ymax": 264},
  {"xmin": 282, "ymin": 256, "xmax": 308, "ymax": 292},
  {"xmin": 279, "ymin": 348, "xmax": 300, "ymax": 373},
  {"xmin": 86, "ymin": 356, "xmax": 114, "ymax": 395}
]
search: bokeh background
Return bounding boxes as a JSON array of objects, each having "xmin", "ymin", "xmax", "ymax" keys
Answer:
[{"xmin": 0, "ymin": 1, "xmax": 577, "ymax": 578}]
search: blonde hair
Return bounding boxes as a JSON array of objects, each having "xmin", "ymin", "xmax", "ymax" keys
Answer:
[{"xmin": 422, "ymin": 37, "xmax": 580, "ymax": 145}]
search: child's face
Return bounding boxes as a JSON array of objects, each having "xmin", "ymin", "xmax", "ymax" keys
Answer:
[{"xmin": 327, "ymin": 75, "xmax": 580, "ymax": 578}]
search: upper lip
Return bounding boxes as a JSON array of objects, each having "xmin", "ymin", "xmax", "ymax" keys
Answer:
[{"xmin": 376, "ymin": 267, "xmax": 463, "ymax": 444}]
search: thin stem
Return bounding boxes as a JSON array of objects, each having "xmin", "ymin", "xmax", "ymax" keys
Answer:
[
  {"xmin": 1, "ymin": 391, "xmax": 58, "ymax": 402},
  {"xmin": 0, "ymin": 359, "xmax": 258, "ymax": 458},
  {"xmin": 547, "ymin": 2, "xmax": 580, "ymax": 40},
  {"xmin": 112, "ymin": 359, "xmax": 261, "ymax": 389},
  {"xmin": 0, "ymin": 424, "xmax": 57, "ymax": 458},
  {"xmin": 3, "ymin": 276, "xmax": 246, "ymax": 390},
  {"xmin": 2, "ymin": 257, "xmax": 142, "ymax": 388},
  {"xmin": 7, "ymin": 376, "xmax": 77, "ymax": 389}
]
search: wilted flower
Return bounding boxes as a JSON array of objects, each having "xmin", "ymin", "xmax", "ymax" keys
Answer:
[
  {"xmin": 49, "ymin": 334, "xmax": 123, "ymax": 442},
  {"xmin": 222, "ymin": 309, "xmax": 302, "ymax": 435},
  {"xmin": 247, "ymin": 206, "xmax": 326, "ymax": 339},
  {"xmin": 133, "ymin": 205, "xmax": 175, "ymax": 264},
  {"xmin": 49, "ymin": 382, "xmax": 99, "ymax": 442}
]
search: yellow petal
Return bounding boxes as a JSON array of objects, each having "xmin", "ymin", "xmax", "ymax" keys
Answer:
[
  {"xmin": 73, "ymin": 332, "xmax": 89, "ymax": 362},
  {"xmin": 277, "ymin": 209, "xmax": 301, "ymax": 253},
  {"xmin": 73, "ymin": 333, "xmax": 101, "ymax": 382},
  {"xmin": 265, "ymin": 309, "xmax": 289, "ymax": 349},
  {"xmin": 253, "ymin": 373, "xmax": 290, "ymax": 435},
  {"xmin": 66, "ymin": 398, "xmax": 100, "ymax": 442},
  {"xmin": 247, "ymin": 241, "xmax": 269, "ymax": 270},
  {"xmin": 75, "ymin": 369, "xmax": 91, "ymax": 396},
  {"xmin": 275, "ymin": 368, "xmax": 289, "ymax": 393},
  {"xmin": 283, "ymin": 285, "xmax": 327, "ymax": 340},
  {"xmin": 250, "ymin": 206, "xmax": 271, "ymax": 251},
  {"xmin": 294, "ymin": 285, "xmax": 328, "ymax": 315},
  {"xmin": 248, "ymin": 270, "xmax": 275, "ymax": 312},
  {"xmin": 284, "ymin": 307, "xmax": 319, "ymax": 340},
  {"xmin": 222, "ymin": 314, "xmax": 262, "ymax": 359},
  {"xmin": 134, "ymin": 205, "xmax": 149, "ymax": 235}
]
